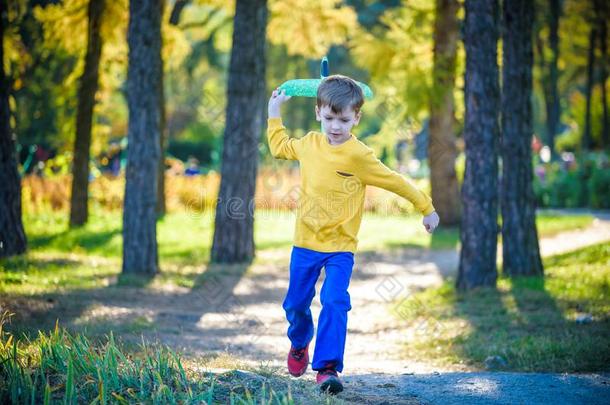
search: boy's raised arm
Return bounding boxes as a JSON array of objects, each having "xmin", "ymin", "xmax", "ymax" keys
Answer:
[{"xmin": 267, "ymin": 89, "xmax": 302, "ymax": 161}]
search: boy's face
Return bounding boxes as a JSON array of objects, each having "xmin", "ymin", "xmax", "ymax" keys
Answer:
[{"xmin": 315, "ymin": 104, "xmax": 361, "ymax": 145}]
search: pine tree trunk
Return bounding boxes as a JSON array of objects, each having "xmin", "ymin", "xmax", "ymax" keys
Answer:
[
  {"xmin": 582, "ymin": 26, "xmax": 597, "ymax": 150},
  {"xmin": 169, "ymin": 0, "xmax": 190, "ymax": 25},
  {"xmin": 595, "ymin": 0, "xmax": 608, "ymax": 149},
  {"xmin": 156, "ymin": 73, "xmax": 166, "ymax": 217},
  {"xmin": 429, "ymin": 0, "xmax": 461, "ymax": 227},
  {"xmin": 457, "ymin": 0, "xmax": 500, "ymax": 290},
  {"xmin": 122, "ymin": 0, "xmax": 162, "ymax": 275},
  {"xmin": 156, "ymin": 0, "xmax": 166, "ymax": 217},
  {"xmin": 211, "ymin": 0, "xmax": 267, "ymax": 263},
  {"xmin": 0, "ymin": 0, "xmax": 27, "ymax": 258},
  {"xmin": 69, "ymin": 0, "xmax": 105, "ymax": 227},
  {"xmin": 501, "ymin": 0, "xmax": 543, "ymax": 277},
  {"xmin": 546, "ymin": 0, "xmax": 561, "ymax": 159}
]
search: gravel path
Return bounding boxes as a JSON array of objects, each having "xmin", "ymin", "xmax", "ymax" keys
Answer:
[{"xmin": 341, "ymin": 372, "xmax": 610, "ymax": 404}]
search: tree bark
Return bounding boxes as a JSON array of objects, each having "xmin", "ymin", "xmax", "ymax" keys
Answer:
[
  {"xmin": 594, "ymin": 0, "xmax": 608, "ymax": 149},
  {"xmin": 211, "ymin": 0, "xmax": 267, "ymax": 263},
  {"xmin": 501, "ymin": 0, "xmax": 543, "ymax": 277},
  {"xmin": 156, "ymin": 0, "xmax": 166, "ymax": 217},
  {"xmin": 156, "ymin": 68, "xmax": 166, "ymax": 216},
  {"xmin": 122, "ymin": 0, "xmax": 162, "ymax": 275},
  {"xmin": 169, "ymin": 0, "xmax": 190, "ymax": 25},
  {"xmin": 69, "ymin": 0, "xmax": 105, "ymax": 227},
  {"xmin": 457, "ymin": 0, "xmax": 500, "ymax": 290},
  {"xmin": 429, "ymin": 0, "xmax": 461, "ymax": 227},
  {"xmin": 0, "ymin": 0, "xmax": 27, "ymax": 258},
  {"xmin": 546, "ymin": 0, "xmax": 561, "ymax": 159},
  {"xmin": 582, "ymin": 26, "xmax": 597, "ymax": 150}
]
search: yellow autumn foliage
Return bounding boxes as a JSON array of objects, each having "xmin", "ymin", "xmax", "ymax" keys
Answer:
[{"xmin": 267, "ymin": 0, "xmax": 358, "ymax": 58}]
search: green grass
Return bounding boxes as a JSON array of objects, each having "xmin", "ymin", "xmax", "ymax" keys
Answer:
[
  {"xmin": 23, "ymin": 208, "xmax": 594, "ymax": 257},
  {"xmin": 0, "ymin": 315, "xmax": 342, "ymax": 404},
  {"xmin": 0, "ymin": 209, "xmax": 596, "ymax": 294},
  {"xmin": 394, "ymin": 242, "xmax": 610, "ymax": 372}
]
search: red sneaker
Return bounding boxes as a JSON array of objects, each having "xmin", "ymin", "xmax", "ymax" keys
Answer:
[
  {"xmin": 287, "ymin": 344, "xmax": 309, "ymax": 377},
  {"xmin": 316, "ymin": 366, "xmax": 343, "ymax": 394}
]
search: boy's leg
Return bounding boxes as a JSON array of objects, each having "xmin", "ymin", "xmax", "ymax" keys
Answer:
[
  {"xmin": 311, "ymin": 251, "xmax": 354, "ymax": 373},
  {"xmin": 282, "ymin": 246, "xmax": 324, "ymax": 349}
]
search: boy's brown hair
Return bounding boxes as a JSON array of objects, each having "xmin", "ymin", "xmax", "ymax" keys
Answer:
[{"xmin": 316, "ymin": 75, "xmax": 364, "ymax": 114}]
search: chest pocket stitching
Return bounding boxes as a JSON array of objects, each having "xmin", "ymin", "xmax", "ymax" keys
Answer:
[{"xmin": 336, "ymin": 170, "xmax": 354, "ymax": 177}]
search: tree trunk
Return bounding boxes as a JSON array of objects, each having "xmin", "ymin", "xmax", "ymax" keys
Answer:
[
  {"xmin": 122, "ymin": 0, "xmax": 162, "ymax": 275},
  {"xmin": 429, "ymin": 0, "xmax": 461, "ymax": 227},
  {"xmin": 169, "ymin": 0, "xmax": 190, "ymax": 25},
  {"xmin": 156, "ymin": 0, "xmax": 189, "ymax": 216},
  {"xmin": 582, "ymin": 26, "xmax": 597, "ymax": 151},
  {"xmin": 546, "ymin": 0, "xmax": 561, "ymax": 159},
  {"xmin": 156, "ymin": 0, "xmax": 166, "ymax": 217},
  {"xmin": 595, "ymin": 0, "xmax": 608, "ymax": 149},
  {"xmin": 69, "ymin": 0, "xmax": 105, "ymax": 227},
  {"xmin": 0, "ymin": 0, "xmax": 27, "ymax": 258},
  {"xmin": 211, "ymin": 0, "xmax": 267, "ymax": 263},
  {"xmin": 156, "ymin": 69, "xmax": 166, "ymax": 216},
  {"xmin": 457, "ymin": 0, "xmax": 500, "ymax": 290},
  {"xmin": 501, "ymin": 0, "xmax": 543, "ymax": 277}
]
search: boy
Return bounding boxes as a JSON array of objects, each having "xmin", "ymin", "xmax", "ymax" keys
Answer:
[{"xmin": 267, "ymin": 75, "xmax": 440, "ymax": 394}]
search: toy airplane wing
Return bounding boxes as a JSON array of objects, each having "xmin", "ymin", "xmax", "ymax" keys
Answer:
[
  {"xmin": 278, "ymin": 57, "xmax": 374, "ymax": 99},
  {"xmin": 279, "ymin": 79, "xmax": 323, "ymax": 97}
]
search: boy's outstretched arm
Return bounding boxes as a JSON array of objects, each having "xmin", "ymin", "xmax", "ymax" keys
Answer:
[
  {"xmin": 356, "ymin": 148, "xmax": 440, "ymax": 233},
  {"xmin": 267, "ymin": 89, "xmax": 303, "ymax": 161}
]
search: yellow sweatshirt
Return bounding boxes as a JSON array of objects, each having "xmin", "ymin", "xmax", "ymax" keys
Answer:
[{"xmin": 267, "ymin": 117, "xmax": 435, "ymax": 253}]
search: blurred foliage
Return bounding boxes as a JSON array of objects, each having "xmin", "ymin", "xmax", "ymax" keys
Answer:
[
  {"xmin": 167, "ymin": 121, "xmax": 219, "ymax": 166},
  {"xmin": 533, "ymin": 0, "xmax": 609, "ymax": 149},
  {"xmin": 3, "ymin": 0, "xmax": 608, "ymax": 177},
  {"xmin": 268, "ymin": 0, "xmax": 358, "ymax": 58},
  {"xmin": 533, "ymin": 152, "xmax": 610, "ymax": 209},
  {"xmin": 20, "ymin": 168, "xmax": 429, "ymax": 217}
]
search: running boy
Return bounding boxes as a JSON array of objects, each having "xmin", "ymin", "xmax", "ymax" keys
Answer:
[{"xmin": 267, "ymin": 75, "xmax": 440, "ymax": 394}]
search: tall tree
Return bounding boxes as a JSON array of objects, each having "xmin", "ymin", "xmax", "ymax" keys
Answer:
[
  {"xmin": 122, "ymin": 0, "xmax": 162, "ymax": 275},
  {"xmin": 156, "ymin": 0, "xmax": 189, "ymax": 216},
  {"xmin": 594, "ymin": 0, "xmax": 608, "ymax": 149},
  {"xmin": 169, "ymin": 0, "xmax": 190, "ymax": 25},
  {"xmin": 428, "ymin": 0, "xmax": 461, "ymax": 227},
  {"xmin": 0, "ymin": 0, "xmax": 27, "ymax": 258},
  {"xmin": 69, "ymin": 0, "xmax": 105, "ymax": 227},
  {"xmin": 457, "ymin": 0, "xmax": 500, "ymax": 290},
  {"xmin": 501, "ymin": 0, "xmax": 544, "ymax": 277},
  {"xmin": 156, "ymin": 0, "xmax": 167, "ymax": 217},
  {"xmin": 582, "ymin": 25, "xmax": 596, "ymax": 150},
  {"xmin": 211, "ymin": 0, "xmax": 267, "ymax": 263},
  {"xmin": 546, "ymin": 0, "xmax": 561, "ymax": 158},
  {"xmin": 156, "ymin": 62, "xmax": 167, "ymax": 216}
]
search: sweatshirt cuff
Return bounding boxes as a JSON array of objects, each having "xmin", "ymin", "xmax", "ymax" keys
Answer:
[
  {"xmin": 267, "ymin": 117, "xmax": 283, "ymax": 129},
  {"xmin": 421, "ymin": 204, "xmax": 436, "ymax": 216}
]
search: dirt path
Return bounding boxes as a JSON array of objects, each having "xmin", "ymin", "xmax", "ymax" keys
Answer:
[{"xmin": 158, "ymin": 211, "xmax": 610, "ymax": 403}]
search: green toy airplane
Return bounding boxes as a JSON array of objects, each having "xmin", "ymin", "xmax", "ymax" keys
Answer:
[{"xmin": 278, "ymin": 56, "xmax": 374, "ymax": 99}]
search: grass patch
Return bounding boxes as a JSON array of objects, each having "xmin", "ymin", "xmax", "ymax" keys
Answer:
[
  {"xmin": 23, "ymin": 209, "xmax": 594, "ymax": 259},
  {"xmin": 534, "ymin": 212, "xmax": 594, "ymax": 236},
  {"xmin": 1, "ymin": 209, "xmax": 597, "ymax": 294},
  {"xmin": 395, "ymin": 242, "xmax": 610, "ymax": 372},
  {"xmin": 0, "ymin": 315, "xmax": 343, "ymax": 404}
]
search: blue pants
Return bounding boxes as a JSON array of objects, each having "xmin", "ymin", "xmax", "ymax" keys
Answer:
[{"xmin": 282, "ymin": 246, "xmax": 354, "ymax": 373}]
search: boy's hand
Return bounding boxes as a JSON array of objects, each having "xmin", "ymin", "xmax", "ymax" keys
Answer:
[
  {"xmin": 268, "ymin": 88, "xmax": 291, "ymax": 119},
  {"xmin": 423, "ymin": 211, "xmax": 440, "ymax": 234}
]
